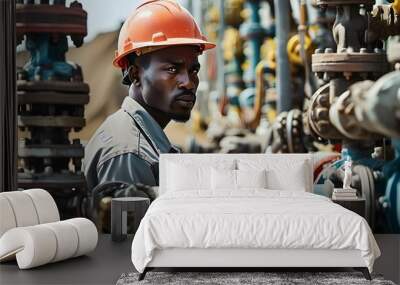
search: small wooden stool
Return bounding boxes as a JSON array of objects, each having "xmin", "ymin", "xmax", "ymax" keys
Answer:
[{"xmin": 111, "ymin": 197, "xmax": 150, "ymax": 242}]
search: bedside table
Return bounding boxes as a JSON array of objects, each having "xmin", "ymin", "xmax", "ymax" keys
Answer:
[
  {"xmin": 332, "ymin": 197, "xmax": 366, "ymax": 217},
  {"xmin": 111, "ymin": 197, "xmax": 150, "ymax": 242}
]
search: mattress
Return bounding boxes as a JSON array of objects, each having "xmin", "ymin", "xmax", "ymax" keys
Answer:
[{"xmin": 131, "ymin": 190, "xmax": 380, "ymax": 273}]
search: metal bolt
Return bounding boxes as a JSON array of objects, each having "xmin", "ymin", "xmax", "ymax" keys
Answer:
[
  {"xmin": 317, "ymin": 95, "xmax": 329, "ymax": 107},
  {"xmin": 360, "ymin": 48, "xmax": 368, "ymax": 53},
  {"xmin": 343, "ymin": 71, "xmax": 352, "ymax": 80},
  {"xmin": 346, "ymin": 47, "xmax": 354, "ymax": 53},
  {"xmin": 360, "ymin": 72, "xmax": 368, "ymax": 80},
  {"xmin": 324, "ymin": 48, "xmax": 333, "ymax": 53},
  {"xmin": 317, "ymin": 121, "xmax": 329, "ymax": 132},
  {"xmin": 316, "ymin": 108, "xmax": 329, "ymax": 119},
  {"xmin": 339, "ymin": 47, "xmax": 347, "ymax": 53},
  {"xmin": 43, "ymin": 158, "xmax": 52, "ymax": 166},
  {"xmin": 315, "ymin": 48, "xmax": 323, "ymax": 54},
  {"xmin": 44, "ymin": 166, "xmax": 53, "ymax": 174}
]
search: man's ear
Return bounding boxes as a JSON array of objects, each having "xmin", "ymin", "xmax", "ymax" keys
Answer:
[{"xmin": 128, "ymin": 65, "xmax": 141, "ymax": 87}]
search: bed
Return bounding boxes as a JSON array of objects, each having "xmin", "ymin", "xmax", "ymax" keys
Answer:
[{"xmin": 131, "ymin": 154, "xmax": 380, "ymax": 280}]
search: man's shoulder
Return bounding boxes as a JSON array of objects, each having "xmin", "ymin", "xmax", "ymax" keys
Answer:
[
  {"xmin": 95, "ymin": 109, "xmax": 139, "ymax": 144},
  {"xmin": 84, "ymin": 109, "xmax": 141, "ymax": 168}
]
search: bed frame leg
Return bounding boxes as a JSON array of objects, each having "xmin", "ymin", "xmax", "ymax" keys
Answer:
[
  {"xmin": 354, "ymin": 267, "xmax": 371, "ymax": 280},
  {"xmin": 138, "ymin": 268, "xmax": 148, "ymax": 281}
]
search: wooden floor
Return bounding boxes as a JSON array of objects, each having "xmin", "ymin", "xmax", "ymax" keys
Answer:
[{"xmin": 0, "ymin": 234, "xmax": 398, "ymax": 285}]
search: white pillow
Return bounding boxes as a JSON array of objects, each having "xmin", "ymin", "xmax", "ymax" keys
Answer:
[
  {"xmin": 267, "ymin": 160, "xmax": 310, "ymax": 191},
  {"xmin": 211, "ymin": 168, "xmax": 236, "ymax": 190},
  {"xmin": 237, "ymin": 159, "xmax": 310, "ymax": 191},
  {"xmin": 236, "ymin": 169, "xmax": 267, "ymax": 189},
  {"xmin": 167, "ymin": 160, "xmax": 236, "ymax": 191},
  {"xmin": 211, "ymin": 168, "xmax": 267, "ymax": 190},
  {"xmin": 167, "ymin": 162, "xmax": 209, "ymax": 191}
]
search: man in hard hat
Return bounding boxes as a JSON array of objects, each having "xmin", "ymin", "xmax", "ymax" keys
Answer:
[{"xmin": 83, "ymin": 0, "xmax": 215, "ymax": 193}]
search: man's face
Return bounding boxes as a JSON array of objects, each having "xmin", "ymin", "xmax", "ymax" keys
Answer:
[{"xmin": 136, "ymin": 45, "xmax": 201, "ymax": 122}]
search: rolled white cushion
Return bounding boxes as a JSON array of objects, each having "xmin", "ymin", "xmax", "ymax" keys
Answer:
[
  {"xmin": 0, "ymin": 196, "xmax": 17, "ymax": 237},
  {"xmin": 0, "ymin": 218, "xmax": 98, "ymax": 269},
  {"xmin": 0, "ymin": 226, "xmax": 57, "ymax": 269},
  {"xmin": 42, "ymin": 221, "xmax": 79, "ymax": 262},
  {"xmin": 64, "ymin": 218, "xmax": 98, "ymax": 257},
  {"xmin": 23, "ymin": 189, "xmax": 59, "ymax": 224},
  {"xmin": 0, "ymin": 191, "xmax": 39, "ymax": 227}
]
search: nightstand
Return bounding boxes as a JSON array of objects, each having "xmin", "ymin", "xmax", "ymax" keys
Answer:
[{"xmin": 332, "ymin": 197, "xmax": 366, "ymax": 218}]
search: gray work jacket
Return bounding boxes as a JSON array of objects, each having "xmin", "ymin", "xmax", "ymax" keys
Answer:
[{"xmin": 83, "ymin": 96, "xmax": 180, "ymax": 192}]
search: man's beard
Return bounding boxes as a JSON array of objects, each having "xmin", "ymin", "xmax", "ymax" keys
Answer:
[
  {"xmin": 144, "ymin": 102, "xmax": 191, "ymax": 122},
  {"xmin": 169, "ymin": 112, "xmax": 191, "ymax": 122}
]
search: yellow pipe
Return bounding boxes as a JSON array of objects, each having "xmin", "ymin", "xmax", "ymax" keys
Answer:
[
  {"xmin": 245, "ymin": 60, "xmax": 268, "ymax": 130},
  {"xmin": 393, "ymin": 0, "xmax": 400, "ymax": 15}
]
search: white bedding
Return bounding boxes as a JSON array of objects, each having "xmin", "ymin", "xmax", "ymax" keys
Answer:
[{"xmin": 131, "ymin": 190, "xmax": 380, "ymax": 273}]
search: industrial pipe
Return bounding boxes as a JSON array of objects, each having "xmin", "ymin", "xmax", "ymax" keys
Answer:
[
  {"xmin": 274, "ymin": 0, "xmax": 293, "ymax": 112},
  {"xmin": 244, "ymin": 60, "xmax": 268, "ymax": 130}
]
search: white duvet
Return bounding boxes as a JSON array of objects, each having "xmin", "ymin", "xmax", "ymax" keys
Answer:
[{"xmin": 131, "ymin": 190, "xmax": 380, "ymax": 273}]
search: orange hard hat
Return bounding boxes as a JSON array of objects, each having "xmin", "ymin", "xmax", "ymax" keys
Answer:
[{"xmin": 113, "ymin": 0, "xmax": 216, "ymax": 69}]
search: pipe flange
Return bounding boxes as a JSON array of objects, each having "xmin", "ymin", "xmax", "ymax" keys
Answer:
[
  {"xmin": 312, "ymin": 51, "xmax": 388, "ymax": 78},
  {"xmin": 308, "ymin": 83, "xmax": 344, "ymax": 140},
  {"xmin": 274, "ymin": 112, "xmax": 289, "ymax": 153},
  {"xmin": 286, "ymin": 109, "xmax": 306, "ymax": 153},
  {"xmin": 16, "ymin": 1, "xmax": 87, "ymax": 46},
  {"xmin": 17, "ymin": 80, "xmax": 89, "ymax": 93}
]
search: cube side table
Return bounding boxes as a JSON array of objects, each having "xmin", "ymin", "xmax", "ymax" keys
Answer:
[{"xmin": 111, "ymin": 197, "xmax": 150, "ymax": 242}]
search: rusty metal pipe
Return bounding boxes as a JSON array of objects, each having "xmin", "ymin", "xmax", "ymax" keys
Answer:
[{"xmin": 245, "ymin": 60, "xmax": 268, "ymax": 130}]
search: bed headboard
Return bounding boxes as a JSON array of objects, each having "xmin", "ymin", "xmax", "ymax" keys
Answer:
[{"xmin": 159, "ymin": 153, "xmax": 313, "ymax": 195}]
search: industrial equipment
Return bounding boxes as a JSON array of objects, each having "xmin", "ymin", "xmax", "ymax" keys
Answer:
[{"xmin": 16, "ymin": 0, "xmax": 89, "ymax": 218}]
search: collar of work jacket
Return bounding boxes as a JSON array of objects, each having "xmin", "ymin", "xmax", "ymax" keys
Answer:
[{"xmin": 121, "ymin": 96, "xmax": 179, "ymax": 154}]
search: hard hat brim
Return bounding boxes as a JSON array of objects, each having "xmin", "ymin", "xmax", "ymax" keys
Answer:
[{"xmin": 113, "ymin": 38, "xmax": 216, "ymax": 69}]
